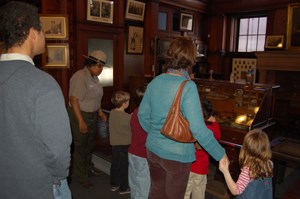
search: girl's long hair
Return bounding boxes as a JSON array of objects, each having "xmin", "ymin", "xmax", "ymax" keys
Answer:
[{"xmin": 239, "ymin": 129, "xmax": 273, "ymax": 179}]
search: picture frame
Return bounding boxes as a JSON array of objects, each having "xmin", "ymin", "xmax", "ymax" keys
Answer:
[
  {"xmin": 42, "ymin": 43, "xmax": 69, "ymax": 68},
  {"xmin": 264, "ymin": 35, "xmax": 285, "ymax": 49},
  {"xmin": 125, "ymin": 0, "xmax": 145, "ymax": 22},
  {"xmin": 180, "ymin": 13, "xmax": 193, "ymax": 31},
  {"xmin": 286, "ymin": 3, "xmax": 300, "ymax": 50},
  {"xmin": 40, "ymin": 15, "xmax": 68, "ymax": 39},
  {"xmin": 127, "ymin": 26, "xmax": 144, "ymax": 54},
  {"xmin": 87, "ymin": 0, "xmax": 114, "ymax": 24}
]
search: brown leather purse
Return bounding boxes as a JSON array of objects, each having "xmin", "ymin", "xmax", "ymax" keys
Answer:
[{"xmin": 160, "ymin": 80, "xmax": 196, "ymax": 143}]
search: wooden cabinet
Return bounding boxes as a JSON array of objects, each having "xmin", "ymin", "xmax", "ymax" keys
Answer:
[{"xmin": 194, "ymin": 79, "xmax": 279, "ymax": 180}]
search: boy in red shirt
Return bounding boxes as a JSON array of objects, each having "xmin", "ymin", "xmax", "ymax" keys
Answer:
[{"xmin": 184, "ymin": 99, "xmax": 221, "ymax": 199}]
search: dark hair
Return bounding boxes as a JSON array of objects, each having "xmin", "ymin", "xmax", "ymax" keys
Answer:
[
  {"xmin": 164, "ymin": 37, "xmax": 197, "ymax": 70},
  {"xmin": 201, "ymin": 99, "xmax": 213, "ymax": 120},
  {"xmin": 133, "ymin": 85, "xmax": 147, "ymax": 107},
  {"xmin": 0, "ymin": 1, "xmax": 41, "ymax": 49}
]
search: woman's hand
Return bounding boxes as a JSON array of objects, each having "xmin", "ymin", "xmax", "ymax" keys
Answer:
[{"xmin": 219, "ymin": 153, "xmax": 230, "ymax": 173}]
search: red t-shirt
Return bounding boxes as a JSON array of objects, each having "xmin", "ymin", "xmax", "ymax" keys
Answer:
[
  {"xmin": 128, "ymin": 108, "xmax": 147, "ymax": 158},
  {"xmin": 190, "ymin": 121, "xmax": 221, "ymax": 174}
]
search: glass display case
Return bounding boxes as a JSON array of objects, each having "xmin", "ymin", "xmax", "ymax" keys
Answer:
[
  {"xmin": 194, "ymin": 78, "xmax": 279, "ymax": 180},
  {"xmin": 195, "ymin": 79, "xmax": 279, "ymax": 134}
]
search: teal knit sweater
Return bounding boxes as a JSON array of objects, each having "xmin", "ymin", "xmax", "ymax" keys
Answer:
[{"xmin": 138, "ymin": 74, "xmax": 225, "ymax": 163}]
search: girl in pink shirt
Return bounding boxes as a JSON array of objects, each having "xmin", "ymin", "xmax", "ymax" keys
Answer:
[{"xmin": 219, "ymin": 129, "xmax": 273, "ymax": 199}]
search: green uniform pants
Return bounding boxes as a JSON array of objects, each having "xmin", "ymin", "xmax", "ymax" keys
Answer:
[{"xmin": 67, "ymin": 106, "xmax": 97, "ymax": 183}]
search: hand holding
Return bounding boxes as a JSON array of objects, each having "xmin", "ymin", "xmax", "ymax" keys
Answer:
[{"xmin": 219, "ymin": 154, "xmax": 230, "ymax": 173}]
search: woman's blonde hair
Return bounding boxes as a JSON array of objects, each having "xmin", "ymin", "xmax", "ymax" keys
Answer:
[
  {"xmin": 111, "ymin": 91, "xmax": 130, "ymax": 108},
  {"xmin": 164, "ymin": 36, "xmax": 197, "ymax": 70},
  {"xmin": 239, "ymin": 129, "xmax": 273, "ymax": 179}
]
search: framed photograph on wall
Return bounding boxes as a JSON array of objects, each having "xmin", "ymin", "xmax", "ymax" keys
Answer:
[
  {"xmin": 43, "ymin": 43, "xmax": 69, "ymax": 68},
  {"xmin": 286, "ymin": 3, "xmax": 300, "ymax": 50},
  {"xmin": 180, "ymin": 13, "xmax": 193, "ymax": 31},
  {"xmin": 87, "ymin": 0, "xmax": 114, "ymax": 23},
  {"xmin": 40, "ymin": 15, "xmax": 68, "ymax": 39},
  {"xmin": 127, "ymin": 26, "xmax": 144, "ymax": 54},
  {"xmin": 265, "ymin": 35, "xmax": 284, "ymax": 49},
  {"xmin": 125, "ymin": 0, "xmax": 145, "ymax": 22}
]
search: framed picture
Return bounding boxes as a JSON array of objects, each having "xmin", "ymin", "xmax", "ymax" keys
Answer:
[
  {"xmin": 265, "ymin": 35, "xmax": 284, "ymax": 49},
  {"xmin": 286, "ymin": 3, "xmax": 300, "ymax": 50},
  {"xmin": 40, "ymin": 15, "xmax": 68, "ymax": 39},
  {"xmin": 87, "ymin": 0, "xmax": 114, "ymax": 24},
  {"xmin": 43, "ymin": 43, "xmax": 69, "ymax": 68},
  {"xmin": 125, "ymin": 0, "xmax": 145, "ymax": 22},
  {"xmin": 180, "ymin": 13, "xmax": 193, "ymax": 31},
  {"xmin": 127, "ymin": 26, "xmax": 144, "ymax": 54}
]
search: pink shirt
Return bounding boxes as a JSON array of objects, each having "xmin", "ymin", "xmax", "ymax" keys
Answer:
[{"xmin": 236, "ymin": 166, "xmax": 251, "ymax": 194}]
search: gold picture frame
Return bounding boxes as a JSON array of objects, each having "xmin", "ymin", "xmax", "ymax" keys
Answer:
[
  {"xmin": 180, "ymin": 13, "xmax": 193, "ymax": 31},
  {"xmin": 43, "ymin": 43, "xmax": 69, "ymax": 68},
  {"xmin": 40, "ymin": 15, "xmax": 68, "ymax": 40},
  {"xmin": 87, "ymin": 0, "xmax": 114, "ymax": 24},
  {"xmin": 286, "ymin": 3, "xmax": 300, "ymax": 50},
  {"xmin": 127, "ymin": 26, "xmax": 144, "ymax": 54},
  {"xmin": 265, "ymin": 35, "xmax": 284, "ymax": 49},
  {"xmin": 125, "ymin": 0, "xmax": 145, "ymax": 22}
]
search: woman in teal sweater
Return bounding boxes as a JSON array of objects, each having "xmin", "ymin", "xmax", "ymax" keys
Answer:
[{"xmin": 138, "ymin": 37, "xmax": 228, "ymax": 199}]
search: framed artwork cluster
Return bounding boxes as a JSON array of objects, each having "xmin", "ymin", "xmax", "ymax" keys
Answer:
[
  {"xmin": 40, "ymin": 15, "xmax": 69, "ymax": 68},
  {"xmin": 125, "ymin": 0, "xmax": 146, "ymax": 54}
]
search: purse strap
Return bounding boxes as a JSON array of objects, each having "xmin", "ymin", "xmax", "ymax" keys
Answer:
[{"xmin": 171, "ymin": 80, "xmax": 189, "ymax": 109}]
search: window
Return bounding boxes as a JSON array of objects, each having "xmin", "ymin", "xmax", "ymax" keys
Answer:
[{"xmin": 237, "ymin": 16, "xmax": 267, "ymax": 52}]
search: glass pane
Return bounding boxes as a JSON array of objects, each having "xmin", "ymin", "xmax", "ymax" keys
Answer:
[
  {"xmin": 88, "ymin": 39, "xmax": 113, "ymax": 87},
  {"xmin": 239, "ymin": 18, "xmax": 248, "ymax": 35},
  {"xmin": 238, "ymin": 36, "xmax": 247, "ymax": 52},
  {"xmin": 258, "ymin": 17, "xmax": 267, "ymax": 34},
  {"xmin": 158, "ymin": 12, "xmax": 167, "ymax": 30},
  {"xmin": 249, "ymin": 18, "xmax": 258, "ymax": 34},
  {"xmin": 247, "ymin": 36, "xmax": 257, "ymax": 52},
  {"xmin": 257, "ymin": 35, "xmax": 265, "ymax": 51}
]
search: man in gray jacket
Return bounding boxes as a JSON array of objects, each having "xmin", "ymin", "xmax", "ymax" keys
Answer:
[{"xmin": 0, "ymin": 1, "xmax": 72, "ymax": 199}]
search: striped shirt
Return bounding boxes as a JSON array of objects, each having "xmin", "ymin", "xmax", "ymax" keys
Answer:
[{"xmin": 236, "ymin": 166, "xmax": 251, "ymax": 194}]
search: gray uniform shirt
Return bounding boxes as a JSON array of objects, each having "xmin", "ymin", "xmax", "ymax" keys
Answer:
[{"xmin": 69, "ymin": 67, "xmax": 103, "ymax": 112}]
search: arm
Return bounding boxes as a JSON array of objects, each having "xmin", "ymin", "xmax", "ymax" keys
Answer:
[
  {"xmin": 219, "ymin": 159, "xmax": 238, "ymax": 195},
  {"xmin": 35, "ymin": 84, "xmax": 71, "ymax": 180},
  {"xmin": 219, "ymin": 162, "xmax": 251, "ymax": 195},
  {"xmin": 206, "ymin": 118, "xmax": 221, "ymax": 141},
  {"xmin": 138, "ymin": 86, "xmax": 151, "ymax": 133},
  {"xmin": 183, "ymin": 82, "xmax": 225, "ymax": 161},
  {"xmin": 98, "ymin": 108, "xmax": 107, "ymax": 122},
  {"xmin": 69, "ymin": 96, "xmax": 87, "ymax": 134}
]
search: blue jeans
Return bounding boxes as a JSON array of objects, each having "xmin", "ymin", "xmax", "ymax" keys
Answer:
[
  {"xmin": 128, "ymin": 153, "xmax": 150, "ymax": 199},
  {"xmin": 53, "ymin": 179, "xmax": 72, "ymax": 199}
]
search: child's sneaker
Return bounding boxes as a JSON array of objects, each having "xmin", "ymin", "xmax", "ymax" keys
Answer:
[
  {"xmin": 110, "ymin": 186, "xmax": 119, "ymax": 192},
  {"xmin": 119, "ymin": 188, "xmax": 130, "ymax": 195}
]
